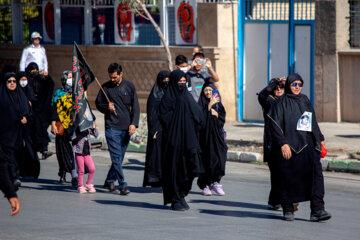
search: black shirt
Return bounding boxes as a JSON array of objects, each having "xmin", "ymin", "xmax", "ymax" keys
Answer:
[{"xmin": 96, "ymin": 79, "xmax": 140, "ymax": 131}]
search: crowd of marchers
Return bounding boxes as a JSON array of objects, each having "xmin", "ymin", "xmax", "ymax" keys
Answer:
[{"xmin": 0, "ymin": 33, "xmax": 331, "ymax": 222}]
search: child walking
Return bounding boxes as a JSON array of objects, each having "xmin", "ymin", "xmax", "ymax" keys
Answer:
[{"xmin": 72, "ymin": 125, "xmax": 98, "ymax": 193}]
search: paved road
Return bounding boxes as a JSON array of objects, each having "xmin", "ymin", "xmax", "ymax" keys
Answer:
[{"xmin": 1, "ymin": 150, "xmax": 360, "ymax": 240}]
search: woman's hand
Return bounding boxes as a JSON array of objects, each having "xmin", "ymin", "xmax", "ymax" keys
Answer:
[
  {"xmin": 93, "ymin": 121, "xmax": 96, "ymax": 129},
  {"xmin": 9, "ymin": 197, "xmax": 20, "ymax": 216},
  {"xmin": 210, "ymin": 109, "xmax": 219, "ymax": 118},
  {"xmin": 51, "ymin": 121, "xmax": 58, "ymax": 135},
  {"xmin": 321, "ymin": 141, "xmax": 325, "ymax": 147},
  {"xmin": 281, "ymin": 144, "xmax": 292, "ymax": 160},
  {"xmin": 153, "ymin": 131, "xmax": 158, "ymax": 139},
  {"xmin": 208, "ymin": 96, "xmax": 220, "ymax": 111},
  {"xmin": 20, "ymin": 117, "xmax": 27, "ymax": 124}
]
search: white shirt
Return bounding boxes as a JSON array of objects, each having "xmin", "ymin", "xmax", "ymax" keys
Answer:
[{"xmin": 19, "ymin": 44, "xmax": 48, "ymax": 72}]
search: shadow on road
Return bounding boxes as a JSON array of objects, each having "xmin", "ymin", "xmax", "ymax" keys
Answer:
[
  {"xmin": 336, "ymin": 134, "xmax": 360, "ymax": 139},
  {"xmin": 191, "ymin": 199, "xmax": 267, "ymax": 210},
  {"xmin": 199, "ymin": 209, "xmax": 282, "ymax": 220},
  {"xmin": 94, "ymin": 200, "xmax": 168, "ymax": 210}
]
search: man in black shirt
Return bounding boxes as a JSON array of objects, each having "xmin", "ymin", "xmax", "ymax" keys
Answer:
[{"xmin": 96, "ymin": 63, "xmax": 140, "ymax": 195}]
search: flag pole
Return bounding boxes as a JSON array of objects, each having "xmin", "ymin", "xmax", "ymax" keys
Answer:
[{"xmin": 95, "ymin": 77, "xmax": 117, "ymax": 116}]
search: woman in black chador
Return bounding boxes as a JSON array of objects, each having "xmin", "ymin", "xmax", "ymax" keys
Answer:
[
  {"xmin": 159, "ymin": 70, "xmax": 203, "ymax": 211},
  {"xmin": 25, "ymin": 62, "xmax": 54, "ymax": 159},
  {"xmin": 197, "ymin": 82, "xmax": 227, "ymax": 196},
  {"xmin": 0, "ymin": 73, "xmax": 32, "ymax": 189},
  {"xmin": 143, "ymin": 71, "xmax": 170, "ymax": 187},
  {"xmin": 16, "ymin": 72, "xmax": 40, "ymax": 179},
  {"xmin": 257, "ymin": 77, "xmax": 286, "ymax": 210},
  {"xmin": 268, "ymin": 73, "xmax": 331, "ymax": 222}
]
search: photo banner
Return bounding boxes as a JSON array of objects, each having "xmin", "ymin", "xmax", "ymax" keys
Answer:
[
  {"xmin": 175, "ymin": 0, "xmax": 197, "ymax": 45},
  {"xmin": 42, "ymin": 1, "xmax": 55, "ymax": 43},
  {"xmin": 114, "ymin": 1, "xmax": 135, "ymax": 44}
]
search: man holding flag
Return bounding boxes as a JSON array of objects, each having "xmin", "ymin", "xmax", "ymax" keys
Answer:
[{"xmin": 96, "ymin": 63, "xmax": 140, "ymax": 195}]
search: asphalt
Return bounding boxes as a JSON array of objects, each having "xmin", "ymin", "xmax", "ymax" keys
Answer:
[
  {"xmin": 91, "ymin": 110, "xmax": 360, "ymax": 173},
  {"xmin": 1, "ymin": 152, "xmax": 360, "ymax": 240}
]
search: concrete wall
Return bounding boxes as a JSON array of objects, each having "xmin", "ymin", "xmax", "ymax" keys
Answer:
[
  {"xmin": 315, "ymin": 0, "xmax": 338, "ymax": 122},
  {"xmin": 0, "ymin": 45, "xmax": 216, "ymax": 112},
  {"xmin": 198, "ymin": 2, "xmax": 238, "ymax": 121}
]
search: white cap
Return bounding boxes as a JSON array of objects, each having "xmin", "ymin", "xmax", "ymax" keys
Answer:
[{"xmin": 31, "ymin": 32, "xmax": 42, "ymax": 39}]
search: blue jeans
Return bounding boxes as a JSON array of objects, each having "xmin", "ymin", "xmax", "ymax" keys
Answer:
[{"xmin": 105, "ymin": 129, "xmax": 130, "ymax": 189}]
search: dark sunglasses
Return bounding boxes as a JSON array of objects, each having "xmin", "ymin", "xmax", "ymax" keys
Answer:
[
  {"xmin": 291, "ymin": 82, "xmax": 303, "ymax": 87},
  {"xmin": 7, "ymin": 80, "xmax": 16, "ymax": 84},
  {"xmin": 276, "ymin": 84, "xmax": 285, "ymax": 89}
]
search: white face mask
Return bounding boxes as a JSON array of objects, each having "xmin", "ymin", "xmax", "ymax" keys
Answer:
[
  {"xmin": 179, "ymin": 67, "xmax": 188, "ymax": 73},
  {"xmin": 66, "ymin": 78, "xmax": 73, "ymax": 87},
  {"xmin": 19, "ymin": 80, "xmax": 28, "ymax": 87}
]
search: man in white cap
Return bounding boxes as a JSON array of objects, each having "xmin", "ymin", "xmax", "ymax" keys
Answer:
[{"xmin": 19, "ymin": 32, "xmax": 48, "ymax": 76}]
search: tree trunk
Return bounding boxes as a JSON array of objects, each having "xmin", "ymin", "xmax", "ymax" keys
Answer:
[{"xmin": 134, "ymin": 0, "xmax": 173, "ymax": 71}]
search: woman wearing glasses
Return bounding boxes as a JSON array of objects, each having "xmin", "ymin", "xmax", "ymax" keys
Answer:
[
  {"xmin": 0, "ymin": 73, "xmax": 32, "ymax": 190},
  {"xmin": 258, "ymin": 77, "xmax": 286, "ymax": 210},
  {"xmin": 267, "ymin": 73, "xmax": 331, "ymax": 222}
]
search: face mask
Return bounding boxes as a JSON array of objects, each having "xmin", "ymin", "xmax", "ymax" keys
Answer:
[
  {"xmin": 19, "ymin": 80, "xmax": 28, "ymax": 87},
  {"xmin": 66, "ymin": 78, "xmax": 73, "ymax": 87},
  {"xmin": 160, "ymin": 81, "xmax": 169, "ymax": 89},
  {"xmin": 178, "ymin": 83, "xmax": 187, "ymax": 91},
  {"xmin": 30, "ymin": 71, "xmax": 38, "ymax": 77},
  {"xmin": 179, "ymin": 67, "xmax": 188, "ymax": 73}
]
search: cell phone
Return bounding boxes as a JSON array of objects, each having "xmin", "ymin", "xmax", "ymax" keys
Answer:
[
  {"xmin": 197, "ymin": 59, "xmax": 206, "ymax": 65},
  {"xmin": 212, "ymin": 89, "xmax": 219, "ymax": 98}
]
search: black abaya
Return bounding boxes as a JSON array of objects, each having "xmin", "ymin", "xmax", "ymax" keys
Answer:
[
  {"xmin": 26, "ymin": 63, "xmax": 54, "ymax": 152},
  {"xmin": 197, "ymin": 82, "xmax": 227, "ymax": 189},
  {"xmin": 268, "ymin": 77, "xmax": 325, "ymax": 206},
  {"xmin": 143, "ymin": 71, "xmax": 170, "ymax": 187},
  {"xmin": 0, "ymin": 73, "xmax": 32, "ymax": 180},
  {"xmin": 159, "ymin": 70, "xmax": 204, "ymax": 205}
]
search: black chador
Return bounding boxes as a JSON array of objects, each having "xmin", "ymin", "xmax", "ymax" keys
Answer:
[
  {"xmin": 0, "ymin": 73, "xmax": 32, "ymax": 181},
  {"xmin": 143, "ymin": 71, "xmax": 170, "ymax": 187},
  {"xmin": 16, "ymin": 72, "xmax": 40, "ymax": 179},
  {"xmin": 267, "ymin": 74, "xmax": 325, "ymax": 213},
  {"xmin": 159, "ymin": 70, "xmax": 203, "ymax": 210},
  {"xmin": 257, "ymin": 78, "xmax": 284, "ymax": 208},
  {"xmin": 197, "ymin": 82, "xmax": 227, "ymax": 190},
  {"xmin": 25, "ymin": 62, "xmax": 54, "ymax": 156}
]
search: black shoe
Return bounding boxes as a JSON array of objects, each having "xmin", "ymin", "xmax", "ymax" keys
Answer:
[
  {"xmin": 293, "ymin": 203, "xmax": 299, "ymax": 212},
  {"xmin": 71, "ymin": 177, "xmax": 78, "ymax": 187},
  {"xmin": 170, "ymin": 201, "xmax": 185, "ymax": 211},
  {"xmin": 119, "ymin": 187, "xmax": 130, "ymax": 196},
  {"xmin": 267, "ymin": 204, "xmax": 281, "ymax": 211},
  {"xmin": 41, "ymin": 151, "xmax": 53, "ymax": 160},
  {"xmin": 13, "ymin": 179, "xmax": 21, "ymax": 191},
  {"xmin": 310, "ymin": 210, "xmax": 332, "ymax": 222},
  {"xmin": 283, "ymin": 212, "xmax": 294, "ymax": 221},
  {"xmin": 103, "ymin": 182, "xmax": 116, "ymax": 192},
  {"xmin": 59, "ymin": 176, "xmax": 66, "ymax": 184},
  {"xmin": 180, "ymin": 198, "xmax": 190, "ymax": 210}
]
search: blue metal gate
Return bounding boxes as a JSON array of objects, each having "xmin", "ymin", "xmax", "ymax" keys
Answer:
[{"xmin": 237, "ymin": 0, "xmax": 315, "ymax": 121}]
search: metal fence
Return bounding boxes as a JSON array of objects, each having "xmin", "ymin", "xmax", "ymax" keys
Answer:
[
  {"xmin": 245, "ymin": 0, "xmax": 315, "ymax": 21},
  {"xmin": 349, "ymin": 0, "xmax": 360, "ymax": 48}
]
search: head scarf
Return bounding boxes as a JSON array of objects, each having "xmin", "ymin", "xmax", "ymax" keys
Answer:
[
  {"xmin": 60, "ymin": 70, "xmax": 72, "ymax": 93},
  {"xmin": 146, "ymin": 70, "xmax": 170, "ymax": 137},
  {"xmin": 153, "ymin": 70, "xmax": 170, "ymax": 99},
  {"xmin": 285, "ymin": 73, "xmax": 303, "ymax": 95},
  {"xmin": 25, "ymin": 62, "xmax": 39, "ymax": 75}
]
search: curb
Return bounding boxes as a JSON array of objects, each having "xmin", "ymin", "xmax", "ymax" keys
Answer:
[{"xmin": 96, "ymin": 136, "xmax": 360, "ymax": 173}]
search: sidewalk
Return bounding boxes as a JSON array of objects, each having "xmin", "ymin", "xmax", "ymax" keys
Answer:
[{"xmin": 92, "ymin": 110, "xmax": 360, "ymax": 173}]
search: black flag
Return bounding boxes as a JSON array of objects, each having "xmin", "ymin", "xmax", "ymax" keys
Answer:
[{"xmin": 72, "ymin": 41, "xmax": 95, "ymax": 132}]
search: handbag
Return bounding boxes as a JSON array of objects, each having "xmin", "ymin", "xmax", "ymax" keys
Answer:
[
  {"xmin": 321, "ymin": 145, "xmax": 327, "ymax": 158},
  {"xmin": 55, "ymin": 121, "xmax": 64, "ymax": 136}
]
